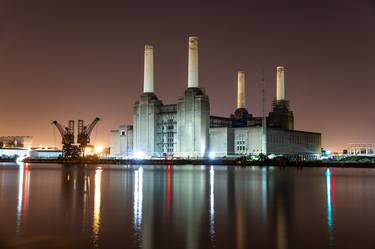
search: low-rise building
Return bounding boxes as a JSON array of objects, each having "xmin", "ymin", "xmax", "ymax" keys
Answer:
[{"xmin": 346, "ymin": 143, "xmax": 374, "ymax": 156}]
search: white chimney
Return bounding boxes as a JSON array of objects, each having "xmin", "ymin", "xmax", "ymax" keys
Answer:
[
  {"xmin": 143, "ymin": 45, "xmax": 154, "ymax": 93},
  {"xmin": 276, "ymin": 66, "xmax": 285, "ymax": 101},
  {"xmin": 188, "ymin": 36, "xmax": 199, "ymax": 88},
  {"xmin": 237, "ymin": 71, "xmax": 246, "ymax": 109}
]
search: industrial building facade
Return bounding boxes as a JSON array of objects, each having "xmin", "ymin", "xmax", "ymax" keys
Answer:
[
  {"xmin": 110, "ymin": 36, "xmax": 321, "ymax": 159},
  {"xmin": 346, "ymin": 143, "xmax": 374, "ymax": 156}
]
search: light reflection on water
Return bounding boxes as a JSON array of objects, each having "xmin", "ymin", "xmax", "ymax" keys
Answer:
[
  {"xmin": 16, "ymin": 163, "xmax": 30, "ymax": 235},
  {"xmin": 133, "ymin": 166, "xmax": 143, "ymax": 236},
  {"xmin": 1, "ymin": 164, "xmax": 375, "ymax": 249},
  {"xmin": 209, "ymin": 166, "xmax": 215, "ymax": 241},
  {"xmin": 326, "ymin": 168, "xmax": 335, "ymax": 245},
  {"xmin": 92, "ymin": 168, "xmax": 102, "ymax": 248}
]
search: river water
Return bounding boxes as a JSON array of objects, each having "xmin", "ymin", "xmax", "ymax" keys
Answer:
[{"xmin": 0, "ymin": 163, "xmax": 375, "ymax": 249}]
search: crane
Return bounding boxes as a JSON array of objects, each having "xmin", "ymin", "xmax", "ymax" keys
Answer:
[
  {"xmin": 77, "ymin": 117, "xmax": 101, "ymax": 155},
  {"xmin": 52, "ymin": 120, "xmax": 80, "ymax": 159}
]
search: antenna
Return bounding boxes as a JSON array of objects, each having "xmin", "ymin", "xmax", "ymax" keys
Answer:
[
  {"xmin": 261, "ymin": 69, "xmax": 267, "ymax": 155},
  {"xmin": 262, "ymin": 69, "xmax": 265, "ymax": 118}
]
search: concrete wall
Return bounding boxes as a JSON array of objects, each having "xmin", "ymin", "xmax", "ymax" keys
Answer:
[
  {"xmin": 267, "ymin": 129, "xmax": 321, "ymax": 155},
  {"xmin": 109, "ymin": 130, "xmax": 120, "ymax": 156},
  {"xmin": 209, "ymin": 127, "xmax": 234, "ymax": 156},
  {"xmin": 133, "ymin": 93, "xmax": 162, "ymax": 157},
  {"xmin": 234, "ymin": 127, "xmax": 263, "ymax": 155},
  {"xmin": 110, "ymin": 125, "xmax": 133, "ymax": 158},
  {"xmin": 208, "ymin": 126, "xmax": 321, "ymax": 157},
  {"xmin": 176, "ymin": 88, "xmax": 210, "ymax": 158}
]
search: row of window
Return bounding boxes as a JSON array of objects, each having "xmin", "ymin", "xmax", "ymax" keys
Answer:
[
  {"xmin": 159, "ymin": 119, "xmax": 176, "ymax": 124},
  {"xmin": 237, "ymin": 145, "xmax": 246, "ymax": 151},
  {"xmin": 269, "ymin": 135, "xmax": 319, "ymax": 145},
  {"xmin": 161, "ymin": 125, "xmax": 175, "ymax": 131},
  {"xmin": 348, "ymin": 149, "xmax": 374, "ymax": 155},
  {"xmin": 164, "ymin": 138, "xmax": 174, "ymax": 143}
]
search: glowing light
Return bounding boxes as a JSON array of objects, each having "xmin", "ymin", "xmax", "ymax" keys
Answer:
[
  {"xmin": 94, "ymin": 146, "xmax": 103, "ymax": 154},
  {"xmin": 85, "ymin": 147, "xmax": 93, "ymax": 155},
  {"xmin": 208, "ymin": 152, "xmax": 216, "ymax": 160},
  {"xmin": 133, "ymin": 151, "xmax": 145, "ymax": 160},
  {"xmin": 268, "ymin": 154, "xmax": 277, "ymax": 159}
]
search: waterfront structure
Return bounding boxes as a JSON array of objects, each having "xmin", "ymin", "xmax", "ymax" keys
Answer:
[
  {"xmin": 110, "ymin": 36, "xmax": 321, "ymax": 159},
  {"xmin": 0, "ymin": 136, "xmax": 32, "ymax": 149},
  {"xmin": 29, "ymin": 149, "xmax": 62, "ymax": 159},
  {"xmin": 110, "ymin": 125, "xmax": 133, "ymax": 158},
  {"xmin": 0, "ymin": 148, "xmax": 30, "ymax": 159},
  {"xmin": 346, "ymin": 143, "xmax": 374, "ymax": 156}
]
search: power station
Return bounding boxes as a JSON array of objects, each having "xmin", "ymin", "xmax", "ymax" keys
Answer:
[{"xmin": 110, "ymin": 36, "xmax": 321, "ymax": 159}]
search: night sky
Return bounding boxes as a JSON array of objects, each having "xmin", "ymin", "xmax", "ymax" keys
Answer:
[{"xmin": 0, "ymin": 1, "xmax": 374, "ymax": 151}]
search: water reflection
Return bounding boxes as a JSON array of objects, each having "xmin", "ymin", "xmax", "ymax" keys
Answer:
[
  {"xmin": 276, "ymin": 199, "xmax": 287, "ymax": 249},
  {"xmin": 326, "ymin": 168, "xmax": 335, "ymax": 243},
  {"xmin": 3, "ymin": 164, "xmax": 375, "ymax": 249},
  {"xmin": 133, "ymin": 166, "xmax": 143, "ymax": 235},
  {"xmin": 93, "ymin": 168, "xmax": 102, "ymax": 248},
  {"xmin": 83, "ymin": 172, "xmax": 90, "ymax": 233},
  {"xmin": 16, "ymin": 163, "xmax": 30, "ymax": 235},
  {"xmin": 261, "ymin": 167, "xmax": 268, "ymax": 221},
  {"xmin": 209, "ymin": 166, "xmax": 215, "ymax": 241},
  {"xmin": 167, "ymin": 165, "xmax": 171, "ymax": 212}
]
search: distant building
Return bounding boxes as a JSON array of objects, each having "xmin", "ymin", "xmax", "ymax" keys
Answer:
[
  {"xmin": 0, "ymin": 136, "xmax": 33, "ymax": 149},
  {"xmin": 0, "ymin": 148, "xmax": 29, "ymax": 159},
  {"xmin": 110, "ymin": 36, "xmax": 321, "ymax": 160},
  {"xmin": 110, "ymin": 125, "xmax": 133, "ymax": 158},
  {"xmin": 346, "ymin": 143, "xmax": 374, "ymax": 156},
  {"xmin": 29, "ymin": 149, "xmax": 62, "ymax": 159}
]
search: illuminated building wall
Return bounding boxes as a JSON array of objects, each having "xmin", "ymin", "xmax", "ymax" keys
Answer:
[
  {"xmin": 176, "ymin": 87, "xmax": 210, "ymax": 158},
  {"xmin": 110, "ymin": 125, "xmax": 133, "ymax": 157},
  {"xmin": 208, "ymin": 127, "xmax": 234, "ymax": 157}
]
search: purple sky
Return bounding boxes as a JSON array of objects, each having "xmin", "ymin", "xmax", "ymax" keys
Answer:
[{"xmin": 0, "ymin": 0, "xmax": 374, "ymax": 151}]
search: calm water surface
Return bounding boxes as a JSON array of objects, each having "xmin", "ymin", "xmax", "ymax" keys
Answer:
[{"xmin": 1, "ymin": 163, "xmax": 375, "ymax": 249}]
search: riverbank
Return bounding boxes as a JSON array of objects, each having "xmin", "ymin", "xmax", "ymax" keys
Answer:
[{"xmin": 17, "ymin": 158, "xmax": 375, "ymax": 168}]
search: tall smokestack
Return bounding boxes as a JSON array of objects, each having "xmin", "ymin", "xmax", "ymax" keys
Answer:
[
  {"xmin": 143, "ymin": 45, "xmax": 154, "ymax": 93},
  {"xmin": 237, "ymin": 71, "xmax": 246, "ymax": 109},
  {"xmin": 276, "ymin": 66, "xmax": 285, "ymax": 101},
  {"xmin": 188, "ymin": 36, "xmax": 199, "ymax": 88}
]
